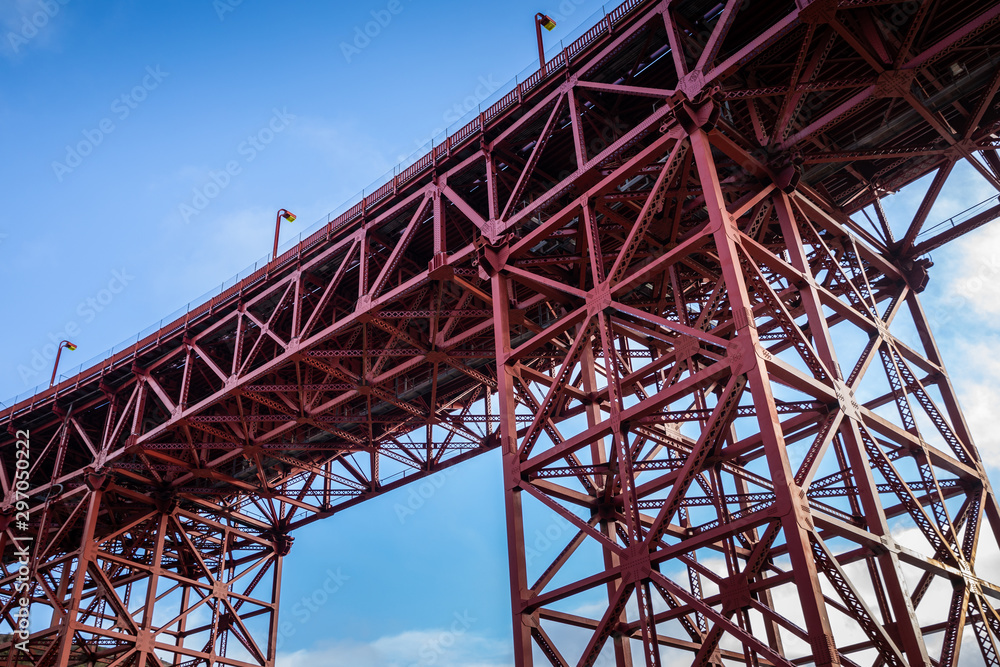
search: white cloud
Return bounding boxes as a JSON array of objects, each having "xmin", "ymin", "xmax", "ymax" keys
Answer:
[
  {"xmin": 950, "ymin": 365, "xmax": 1000, "ymax": 468},
  {"xmin": 921, "ymin": 208, "xmax": 1000, "ymax": 471},
  {"xmin": 925, "ymin": 327, "xmax": 1000, "ymax": 471},
  {"xmin": 886, "ymin": 522, "xmax": 1000, "ymax": 665},
  {"xmin": 940, "ymin": 223, "xmax": 1000, "ymax": 319},
  {"xmin": 276, "ymin": 628, "xmax": 512, "ymax": 667}
]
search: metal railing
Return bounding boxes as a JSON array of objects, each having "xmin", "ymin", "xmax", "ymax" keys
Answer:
[
  {"xmin": 916, "ymin": 192, "xmax": 1000, "ymax": 240},
  {"xmin": 1, "ymin": 0, "xmax": 651, "ymax": 413}
]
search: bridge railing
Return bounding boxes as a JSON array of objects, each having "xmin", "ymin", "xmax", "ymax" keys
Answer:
[
  {"xmin": 1, "ymin": 0, "xmax": 650, "ymax": 414},
  {"xmin": 916, "ymin": 192, "xmax": 1000, "ymax": 240}
]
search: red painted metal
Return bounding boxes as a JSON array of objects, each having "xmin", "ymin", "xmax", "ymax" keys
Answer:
[
  {"xmin": 4, "ymin": 0, "xmax": 1000, "ymax": 665},
  {"xmin": 272, "ymin": 209, "xmax": 296, "ymax": 262},
  {"xmin": 48, "ymin": 342, "xmax": 77, "ymax": 389}
]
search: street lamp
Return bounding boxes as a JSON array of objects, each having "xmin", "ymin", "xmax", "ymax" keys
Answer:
[
  {"xmin": 273, "ymin": 209, "xmax": 297, "ymax": 260},
  {"xmin": 535, "ymin": 13, "xmax": 557, "ymax": 69},
  {"xmin": 50, "ymin": 340, "xmax": 77, "ymax": 388}
]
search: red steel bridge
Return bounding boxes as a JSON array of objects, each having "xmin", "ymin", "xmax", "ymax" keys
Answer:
[{"xmin": 4, "ymin": 0, "xmax": 1000, "ymax": 664}]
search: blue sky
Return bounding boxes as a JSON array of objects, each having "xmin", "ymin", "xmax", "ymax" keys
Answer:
[{"xmin": 2, "ymin": 1, "xmax": 999, "ymax": 665}]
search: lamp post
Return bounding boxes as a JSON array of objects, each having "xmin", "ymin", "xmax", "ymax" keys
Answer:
[
  {"xmin": 50, "ymin": 340, "xmax": 77, "ymax": 388},
  {"xmin": 273, "ymin": 209, "xmax": 297, "ymax": 260},
  {"xmin": 535, "ymin": 13, "xmax": 557, "ymax": 69}
]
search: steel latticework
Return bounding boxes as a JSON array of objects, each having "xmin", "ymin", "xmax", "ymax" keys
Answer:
[{"xmin": 4, "ymin": 0, "xmax": 1000, "ymax": 665}]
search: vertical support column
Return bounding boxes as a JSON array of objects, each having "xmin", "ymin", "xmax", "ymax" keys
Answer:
[
  {"xmin": 55, "ymin": 478, "xmax": 106, "ymax": 667},
  {"xmin": 174, "ymin": 585, "xmax": 192, "ymax": 667},
  {"xmin": 773, "ymin": 192, "xmax": 933, "ymax": 667},
  {"xmin": 492, "ymin": 272, "xmax": 534, "ymax": 667},
  {"xmin": 136, "ymin": 512, "xmax": 169, "ymax": 667},
  {"xmin": 689, "ymin": 128, "xmax": 842, "ymax": 667},
  {"xmin": 359, "ymin": 229, "xmax": 370, "ymax": 301},
  {"xmin": 266, "ymin": 544, "xmax": 285, "ymax": 666},
  {"xmin": 598, "ymin": 310, "xmax": 659, "ymax": 667},
  {"xmin": 432, "ymin": 185, "xmax": 445, "ymax": 257},
  {"xmin": 906, "ymin": 290, "xmax": 988, "ymax": 466},
  {"xmin": 486, "ymin": 150, "xmax": 500, "ymax": 224},
  {"xmin": 50, "ymin": 562, "xmax": 72, "ymax": 630},
  {"xmin": 567, "ymin": 87, "xmax": 588, "ymax": 170},
  {"xmin": 580, "ymin": 344, "xmax": 635, "ymax": 667}
]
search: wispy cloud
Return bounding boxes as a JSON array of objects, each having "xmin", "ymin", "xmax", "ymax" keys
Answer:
[
  {"xmin": 940, "ymin": 222, "xmax": 1000, "ymax": 318},
  {"xmin": 929, "ymin": 217, "xmax": 1000, "ymax": 470},
  {"xmin": 277, "ymin": 627, "xmax": 512, "ymax": 667},
  {"xmin": 287, "ymin": 115, "xmax": 395, "ymax": 178},
  {"xmin": 151, "ymin": 204, "xmax": 275, "ymax": 303}
]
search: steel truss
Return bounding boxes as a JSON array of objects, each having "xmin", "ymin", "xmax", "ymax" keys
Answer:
[{"xmin": 3, "ymin": 0, "xmax": 1000, "ymax": 665}]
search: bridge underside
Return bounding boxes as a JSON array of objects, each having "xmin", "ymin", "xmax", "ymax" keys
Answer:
[{"xmin": 3, "ymin": 0, "xmax": 1000, "ymax": 665}]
